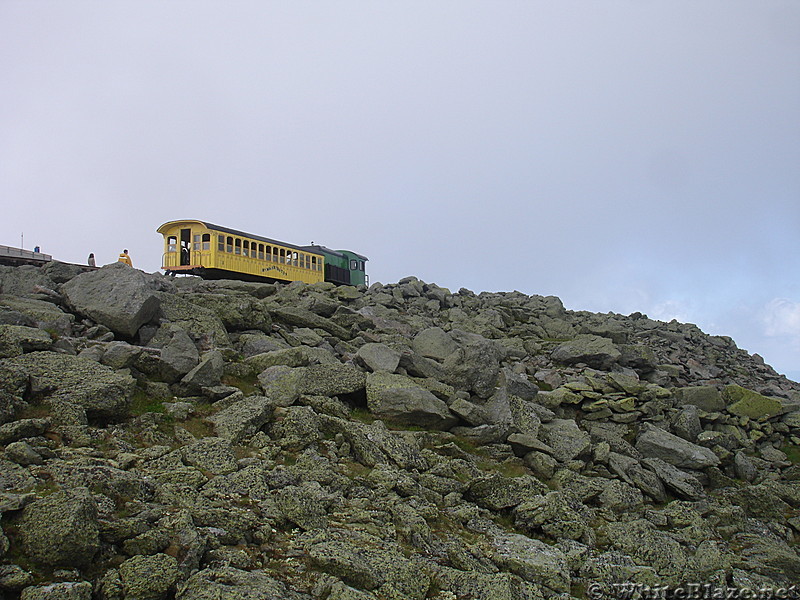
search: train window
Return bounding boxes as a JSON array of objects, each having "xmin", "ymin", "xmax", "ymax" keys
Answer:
[
  {"xmin": 226, "ymin": 237, "xmax": 233, "ymax": 253},
  {"xmin": 218, "ymin": 235, "xmax": 225, "ymax": 251},
  {"xmin": 193, "ymin": 234, "xmax": 200, "ymax": 251},
  {"xmin": 311, "ymin": 256, "xmax": 316, "ymax": 270},
  {"xmin": 258, "ymin": 244, "xmax": 264, "ymax": 260},
  {"xmin": 243, "ymin": 240, "xmax": 249, "ymax": 257},
  {"xmin": 273, "ymin": 247, "xmax": 279, "ymax": 262},
  {"xmin": 360, "ymin": 261, "xmax": 365, "ymax": 271},
  {"xmin": 292, "ymin": 252, "xmax": 299, "ymax": 266},
  {"xmin": 167, "ymin": 236, "xmax": 177, "ymax": 253},
  {"xmin": 265, "ymin": 245, "xmax": 271, "ymax": 261},
  {"xmin": 350, "ymin": 260, "xmax": 358, "ymax": 270},
  {"xmin": 202, "ymin": 234, "xmax": 211, "ymax": 250},
  {"xmin": 279, "ymin": 248, "xmax": 286, "ymax": 263},
  {"xmin": 300, "ymin": 254, "xmax": 305, "ymax": 269}
]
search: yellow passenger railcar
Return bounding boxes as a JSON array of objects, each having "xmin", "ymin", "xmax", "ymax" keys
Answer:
[{"xmin": 157, "ymin": 220, "xmax": 326, "ymax": 284}]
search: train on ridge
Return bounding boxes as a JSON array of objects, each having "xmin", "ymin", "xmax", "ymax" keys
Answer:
[{"xmin": 157, "ymin": 220, "xmax": 368, "ymax": 286}]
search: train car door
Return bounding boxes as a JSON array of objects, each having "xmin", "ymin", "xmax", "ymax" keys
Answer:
[{"xmin": 180, "ymin": 228, "xmax": 191, "ymax": 265}]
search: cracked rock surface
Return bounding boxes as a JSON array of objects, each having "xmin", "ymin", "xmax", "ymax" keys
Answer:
[{"xmin": 0, "ymin": 264, "xmax": 799, "ymax": 599}]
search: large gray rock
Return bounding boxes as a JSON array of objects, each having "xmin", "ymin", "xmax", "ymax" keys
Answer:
[
  {"xmin": 783, "ymin": 410, "xmax": 800, "ymax": 428},
  {"xmin": 0, "ymin": 352, "xmax": 135, "ymax": 422},
  {"xmin": 490, "ymin": 531, "xmax": 570, "ymax": 593},
  {"xmin": 366, "ymin": 372, "xmax": 457, "ymax": 429},
  {"xmin": 46, "ymin": 461, "xmax": 153, "ymax": 503},
  {"xmin": 0, "ymin": 265, "xmax": 58, "ymax": 297},
  {"xmin": 356, "ymin": 342, "xmax": 401, "ymax": 373},
  {"xmin": 324, "ymin": 417, "xmax": 428, "ymax": 471},
  {"xmin": 238, "ymin": 332, "xmax": 287, "ymax": 357},
  {"xmin": 208, "ymin": 395, "xmax": 274, "ymax": 443},
  {"xmin": 641, "ymin": 457, "xmax": 705, "ymax": 500},
  {"xmin": 258, "ymin": 363, "xmax": 366, "ymax": 406},
  {"xmin": 297, "ymin": 363, "xmax": 366, "ymax": 397},
  {"xmin": 270, "ymin": 306, "xmax": 351, "ymax": 340},
  {"xmin": 62, "ymin": 262, "xmax": 161, "ymax": 338},
  {"xmin": 551, "ymin": 335, "xmax": 621, "ymax": 370},
  {"xmin": 509, "ymin": 395, "xmax": 542, "ymax": 437},
  {"xmin": 188, "ymin": 293, "xmax": 272, "ymax": 332},
  {"xmin": 606, "ymin": 519, "xmax": 687, "ymax": 581},
  {"xmin": 246, "ymin": 346, "xmax": 337, "ymax": 371},
  {"xmin": 448, "ymin": 396, "xmax": 491, "ymax": 426},
  {"xmin": 467, "ymin": 474, "xmax": 547, "ymax": 511},
  {"xmin": 636, "ymin": 423, "xmax": 720, "ymax": 469},
  {"xmin": 176, "ymin": 567, "xmax": 310, "ymax": 600},
  {"xmin": 181, "ymin": 437, "xmax": 239, "ymax": 475},
  {"xmin": 441, "ymin": 330, "xmax": 502, "ymax": 398},
  {"xmin": 722, "ymin": 384, "xmax": 783, "ymax": 419},
  {"xmin": 307, "ymin": 531, "xmax": 430, "ymax": 600},
  {"xmin": 673, "ymin": 385, "xmax": 725, "ymax": 412},
  {"xmin": 150, "ymin": 325, "xmax": 199, "ymax": 383},
  {"xmin": 269, "ymin": 405, "xmax": 322, "ymax": 451},
  {"xmin": 411, "ymin": 327, "xmax": 458, "ymax": 361},
  {"xmin": 0, "ymin": 325, "xmax": 52, "ymax": 359},
  {"xmin": 156, "ymin": 292, "xmax": 230, "ymax": 346},
  {"xmin": 499, "ymin": 368, "xmax": 539, "ymax": 401},
  {"xmin": 597, "ymin": 478, "xmax": 645, "ymax": 512},
  {"xmin": 119, "ymin": 553, "xmax": 179, "ymax": 600},
  {"xmin": 540, "ymin": 418, "xmax": 592, "ymax": 462},
  {"xmin": 0, "ymin": 418, "xmax": 49, "ymax": 446},
  {"xmin": 673, "ymin": 405, "xmax": 702, "ymax": 442},
  {"xmin": 732, "ymin": 531, "xmax": 800, "ymax": 583},
  {"xmin": 513, "ymin": 490, "xmax": 588, "ymax": 541},
  {"xmin": 188, "ymin": 278, "xmax": 277, "ymax": 298},
  {"xmin": 0, "ymin": 295, "xmax": 74, "ymax": 336},
  {"xmin": 257, "ymin": 365, "xmax": 305, "ymax": 406},
  {"xmin": 100, "ymin": 340, "xmax": 143, "ymax": 369},
  {"xmin": 180, "ymin": 350, "xmax": 224, "ymax": 391},
  {"xmin": 608, "ymin": 452, "xmax": 667, "ymax": 502},
  {"xmin": 436, "ymin": 567, "xmax": 535, "ymax": 600},
  {"xmin": 618, "ymin": 343, "xmax": 658, "ymax": 371},
  {"xmin": 20, "ymin": 582, "xmax": 93, "ymax": 600},
  {"xmin": 41, "ymin": 261, "xmax": 85, "ymax": 284},
  {"xmin": 274, "ymin": 481, "xmax": 332, "ymax": 530},
  {"xmin": 20, "ymin": 488, "xmax": 99, "ymax": 568}
]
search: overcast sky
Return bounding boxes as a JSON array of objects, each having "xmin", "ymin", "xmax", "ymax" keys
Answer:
[{"xmin": 2, "ymin": 2, "xmax": 799, "ymax": 380}]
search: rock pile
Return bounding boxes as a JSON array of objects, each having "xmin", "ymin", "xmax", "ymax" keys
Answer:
[{"xmin": 0, "ymin": 263, "xmax": 799, "ymax": 599}]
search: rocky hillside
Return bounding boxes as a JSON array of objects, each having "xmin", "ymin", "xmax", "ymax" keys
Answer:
[{"xmin": 1, "ymin": 261, "xmax": 799, "ymax": 600}]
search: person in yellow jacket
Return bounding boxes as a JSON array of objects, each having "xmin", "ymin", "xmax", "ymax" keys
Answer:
[{"xmin": 118, "ymin": 249, "xmax": 133, "ymax": 266}]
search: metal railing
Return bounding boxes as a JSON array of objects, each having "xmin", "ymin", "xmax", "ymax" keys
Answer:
[
  {"xmin": 0, "ymin": 244, "xmax": 52, "ymax": 262},
  {"xmin": 162, "ymin": 250, "xmax": 209, "ymax": 270}
]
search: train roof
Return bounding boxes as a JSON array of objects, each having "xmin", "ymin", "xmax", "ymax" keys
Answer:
[
  {"xmin": 157, "ymin": 220, "xmax": 368, "ymax": 261},
  {"xmin": 300, "ymin": 244, "xmax": 369, "ymax": 262}
]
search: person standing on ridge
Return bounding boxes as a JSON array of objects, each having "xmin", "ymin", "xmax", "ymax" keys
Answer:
[
  {"xmin": 87, "ymin": 253, "xmax": 96, "ymax": 267},
  {"xmin": 118, "ymin": 249, "xmax": 132, "ymax": 266}
]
